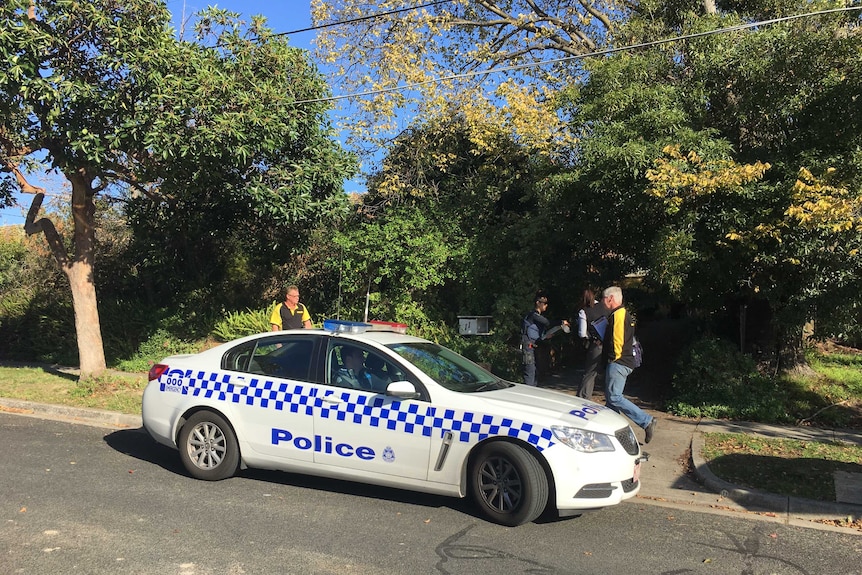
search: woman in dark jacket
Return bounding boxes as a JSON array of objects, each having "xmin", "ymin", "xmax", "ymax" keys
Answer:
[{"xmin": 576, "ymin": 288, "xmax": 607, "ymax": 399}]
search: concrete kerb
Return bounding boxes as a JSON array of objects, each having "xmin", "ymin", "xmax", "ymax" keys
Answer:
[
  {"xmin": 0, "ymin": 397, "xmax": 141, "ymax": 430},
  {"xmin": 690, "ymin": 432, "xmax": 862, "ymax": 525}
]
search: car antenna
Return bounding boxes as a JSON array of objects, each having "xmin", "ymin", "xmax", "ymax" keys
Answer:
[{"xmin": 336, "ymin": 248, "xmax": 343, "ymax": 320}]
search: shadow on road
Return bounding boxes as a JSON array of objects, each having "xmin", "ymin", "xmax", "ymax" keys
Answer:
[{"xmin": 104, "ymin": 427, "xmax": 562, "ymax": 524}]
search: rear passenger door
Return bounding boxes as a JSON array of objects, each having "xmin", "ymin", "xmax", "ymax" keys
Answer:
[{"xmin": 222, "ymin": 335, "xmax": 320, "ymax": 463}]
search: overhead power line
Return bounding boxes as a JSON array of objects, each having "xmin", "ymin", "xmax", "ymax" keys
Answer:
[
  {"xmin": 278, "ymin": 0, "xmax": 454, "ymax": 36},
  {"xmin": 292, "ymin": 5, "xmax": 862, "ymax": 105}
]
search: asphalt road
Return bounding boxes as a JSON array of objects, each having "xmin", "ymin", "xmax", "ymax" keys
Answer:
[{"xmin": 2, "ymin": 413, "xmax": 861, "ymax": 575}]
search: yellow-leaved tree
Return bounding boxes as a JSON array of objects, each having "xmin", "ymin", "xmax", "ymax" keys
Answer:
[
  {"xmin": 647, "ymin": 145, "xmax": 862, "ymax": 365},
  {"xmin": 312, "ymin": 0, "xmax": 625, "ymax": 165}
]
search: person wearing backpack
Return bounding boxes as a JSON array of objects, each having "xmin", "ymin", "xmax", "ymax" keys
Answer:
[{"xmin": 602, "ymin": 286, "xmax": 656, "ymax": 443}]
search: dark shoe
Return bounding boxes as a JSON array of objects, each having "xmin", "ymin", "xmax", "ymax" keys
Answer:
[{"xmin": 644, "ymin": 418, "xmax": 657, "ymax": 444}]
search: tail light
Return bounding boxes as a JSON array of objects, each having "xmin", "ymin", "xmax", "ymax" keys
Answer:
[{"xmin": 148, "ymin": 364, "xmax": 169, "ymax": 381}]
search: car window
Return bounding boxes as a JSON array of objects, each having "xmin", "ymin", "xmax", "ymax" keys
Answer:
[
  {"xmin": 388, "ymin": 342, "xmax": 509, "ymax": 392},
  {"xmin": 326, "ymin": 343, "xmax": 403, "ymax": 393},
  {"xmin": 223, "ymin": 341, "xmax": 256, "ymax": 372},
  {"xmin": 221, "ymin": 336, "xmax": 315, "ymax": 382}
]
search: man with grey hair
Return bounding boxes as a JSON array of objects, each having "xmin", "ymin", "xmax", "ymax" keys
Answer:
[
  {"xmin": 602, "ymin": 286, "xmax": 656, "ymax": 443},
  {"xmin": 270, "ymin": 284, "xmax": 313, "ymax": 331}
]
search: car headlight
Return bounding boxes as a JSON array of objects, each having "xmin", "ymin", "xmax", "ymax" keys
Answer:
[{"xmin": 551, "ymin": 425, "xmax": 615, "ymax": 453}]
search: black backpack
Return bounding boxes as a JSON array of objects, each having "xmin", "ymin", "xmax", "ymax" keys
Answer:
[{"xmin": 632, "ymin": 336, "xmax": 644, "ymax": 368}]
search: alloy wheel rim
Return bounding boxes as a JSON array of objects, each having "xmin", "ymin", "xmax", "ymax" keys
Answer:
[
  {"xmin": 478, "ymin": 455, "xmax": 522, "ymax": 512},
  {"xmin": 187, "ymin": 422, "xmax": 226, "ymax": 469}
]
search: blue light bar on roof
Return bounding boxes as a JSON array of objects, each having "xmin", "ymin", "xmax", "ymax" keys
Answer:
[{"xmin": 323, "ymin": 319, "xmax": 372, "ymax": 334}]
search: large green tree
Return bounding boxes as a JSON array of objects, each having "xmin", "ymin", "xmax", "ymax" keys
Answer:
[
  {"xmin": 332, "ymin": 118, "xmax": 538, "ymax": 324},
  {"xmin": 567, "ymin": 0, "xmax": 862, "ymax": 363},
  {"xmin": 0, "ymin": 1, "xmax": 355, "ymax": 376}
]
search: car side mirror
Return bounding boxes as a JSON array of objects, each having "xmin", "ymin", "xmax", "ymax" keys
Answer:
[{"xmin": 386, "ymin": 380, "xmax": 420, "ymax": 400}]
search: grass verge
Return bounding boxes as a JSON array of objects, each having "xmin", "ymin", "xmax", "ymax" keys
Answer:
[
  {"xmin": 701, "ymin": 432, "xmax": 862, "ymax": 502},
  {"xmin": 0, "ymin": 366, "xmax": 145, "ymax": 415}
]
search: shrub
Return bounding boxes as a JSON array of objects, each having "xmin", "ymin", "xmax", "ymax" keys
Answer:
[
  {"xmin": 667, "ymin": 336, "xmax": 790, "ymax": 423},
  {"xmin": 0, "ymin": 297, "xmax": 78, "ymax": 364},
  {"xmin": 212, "ymin": 307, "xmax": 272, "ymax": 341},
  {"xmin": 448, "ymin": 333, "xmax": 522, "ymax": 382},
  {"xmin": 114, "ymin": 329, "xmax": 202, "ymax": 372}
]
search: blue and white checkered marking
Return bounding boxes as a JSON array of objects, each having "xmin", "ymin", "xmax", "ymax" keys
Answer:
[{"xmin": 160, "ymin": 368, "xmax": 556, "ymax": 451}]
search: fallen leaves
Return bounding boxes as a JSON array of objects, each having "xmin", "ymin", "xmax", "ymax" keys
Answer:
[
  {"xmin": 0, "ymin": 405, "xmax": 34, "ymax": 415},
  {"xmin": 814, "ymin": 517, "xmax": 862, "ymax": 532}
]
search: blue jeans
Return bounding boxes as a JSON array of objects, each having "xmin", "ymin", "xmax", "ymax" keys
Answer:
[{"xmin": 604, "ymin": 361, "xmax": 652, "ymax": 429}]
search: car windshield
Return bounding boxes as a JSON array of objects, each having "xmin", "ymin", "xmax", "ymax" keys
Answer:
[{"xmin": 387, "ymin": 342, "xmax": 510, "ymax": 393}]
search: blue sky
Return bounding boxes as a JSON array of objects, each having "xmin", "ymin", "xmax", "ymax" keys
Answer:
[
  {"xmin": 1, "ymin": 1, "xmax": 332, "ymax": 226},
  {"xmin": 169, "ymin": 1, "xmax": 315, "ymax": 47}
]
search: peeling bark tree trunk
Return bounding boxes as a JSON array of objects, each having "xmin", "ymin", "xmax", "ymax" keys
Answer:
[
  {"xmin": 24, "ymin": 169, "xmax": 107, "ymax": 379},
  {"xmin": 67, "ymin": 260, "xmax": 106, "ymax": 378},
  {"xmin": 66, "ymin": 171, "xmax": 107, "ymax": 378}
]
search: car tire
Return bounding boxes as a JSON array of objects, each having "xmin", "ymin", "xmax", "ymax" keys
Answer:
[
  {"xmin": 469, "ymin": 441, "xmax": 549, "ymax": 526},
  {"xmin": 178, "ymin": 411, "xmax": 240, "ymax": 481}
]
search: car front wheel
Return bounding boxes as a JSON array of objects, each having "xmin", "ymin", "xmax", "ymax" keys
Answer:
[
  {"xmin": 469, "ymin": 441, "xmax": 549, "ymax": 526},
  {"xmin": 178, "ymin": 411, "xmax": 239, "ymax": 481}
]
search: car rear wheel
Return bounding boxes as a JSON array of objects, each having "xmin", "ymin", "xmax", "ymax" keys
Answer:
[
  {"xmin": 469, "ymin": 441, "xmax": 549, "ymax": 526},
  {"xmin": 178, "ymin": 411, "xmax": 239, "ymax": 481}
]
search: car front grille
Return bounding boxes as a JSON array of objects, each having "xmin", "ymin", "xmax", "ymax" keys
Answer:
[
  {"xmin": 621, "ymin": 477, "xmax": 639, "ymax": 492},
  {"xmin": 615, "ymin": 426, "xmax": 639, "ymax": 455}
]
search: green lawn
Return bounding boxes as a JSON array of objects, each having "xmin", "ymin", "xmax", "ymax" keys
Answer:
[
  {"xmin": 0, "ymin": 366, "xmax": 145, "ymax": 414},
  {"xmin": 702, "ymin": 432, "xmax": 862, "ymax": 502}
]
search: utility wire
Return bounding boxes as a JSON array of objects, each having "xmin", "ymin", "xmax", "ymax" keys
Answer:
[
  {"xmin": 292, "ymin": 5, "xmax": 862, "ymax": 105},
  {"xmin": 278, "ymin": 0, "xmax": 454, "ymax": 36}
]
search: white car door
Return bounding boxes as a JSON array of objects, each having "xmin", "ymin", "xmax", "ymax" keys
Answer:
[
  {"xmin": 313, "ymin": 342, "xmax": 431, "ymax": 480},
  {"xmin": 222, "ymin": 335, "xmax": 319, "ymax": 463}
]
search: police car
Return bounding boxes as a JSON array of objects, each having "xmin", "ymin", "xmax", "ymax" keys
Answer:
[{"xmin": 142, "ymin": 319, "xmax": 644, "ymax": 526}]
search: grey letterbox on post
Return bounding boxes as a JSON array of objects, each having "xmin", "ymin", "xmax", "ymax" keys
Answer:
[{"xmin": 458, "ymin": 316, "xmax": 492, "ymax": 335}]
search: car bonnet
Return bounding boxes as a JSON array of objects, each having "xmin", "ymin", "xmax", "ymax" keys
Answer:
[{"xmin": 479, "ymin": 385, "xmax": 631, "ymax": 433}]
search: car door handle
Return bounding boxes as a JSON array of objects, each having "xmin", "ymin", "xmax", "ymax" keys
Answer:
[{"xmin": 321, "ymin": 395, "xmax": 342, "ymax": 404}]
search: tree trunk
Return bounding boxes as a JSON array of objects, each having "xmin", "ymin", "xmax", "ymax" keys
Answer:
[
  {"xmin": 67, "ymin": 259, "xmax": 106, "ymax": 378},
  {"xmin": 776, "ymin": 324, "xmax": 807, "ymax": 374},
  {"xmin": 24, "ymin": 168, "xmax": 107, "ymax": 379},
  {"xmin": 68, "ymin": 170, "xmax": 106, "ymax": 378}
]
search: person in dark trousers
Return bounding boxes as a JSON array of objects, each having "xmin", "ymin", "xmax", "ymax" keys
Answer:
[
  {"xmin": 602, "ymin": 286, "xmax": 656, "ymax": 443},
  {"xmin": 521, "ymin": 291, "xmax": 569, "ymax": 386},
  {"xmin": 576, "ymin": 288, "xmax": 608, "ymax": 399}
]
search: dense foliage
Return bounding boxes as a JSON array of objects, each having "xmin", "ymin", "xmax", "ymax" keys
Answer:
[
  {"xmin": 0, "ymin": 1, "xmax": 860, "ymax": 395},
  {"xmin": 0, "ymin": 1, "xmax": 355, "ymax": 375},
  {"xmin": 669, "ymin": 338, "xmax": 862, "ymax": 428},
  {"xmin": 667, "ymin": 337, "xmax": 788, "ymax": 422}
]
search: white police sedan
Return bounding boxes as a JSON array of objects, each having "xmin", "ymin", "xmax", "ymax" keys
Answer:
[{"xmin": 142, "ymin": 320, "xmax": 644, "ymax": 526}]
